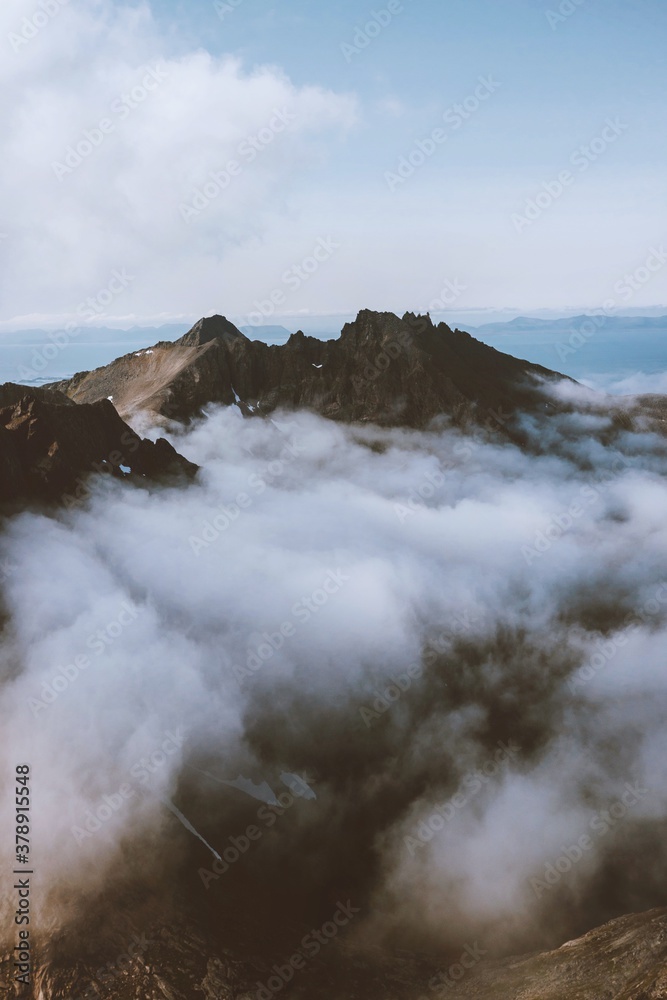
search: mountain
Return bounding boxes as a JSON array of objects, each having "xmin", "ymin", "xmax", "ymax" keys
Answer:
[
  {"xmin": 47, "ymin": 310, "xmax": 569, "ymax": 427},
  {"xmin": 5, "ymin": 905, "xmax": 666, "ymax": 999},
  {"xmin": 0, "ymin": 383, "xmax": 196, "ymax": 507},
  {"xmin": 436, "ymin": 908, "xmax": 667, "ymax": 999},
  {"xmin": 473, "ymin": 314, "xmax": 667, "ymax": 335}
]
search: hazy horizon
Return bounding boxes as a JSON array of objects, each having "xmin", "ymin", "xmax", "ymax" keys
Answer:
[{"xmin": 3, "ymin": 309, "xmax": 667, "ymax": 398}]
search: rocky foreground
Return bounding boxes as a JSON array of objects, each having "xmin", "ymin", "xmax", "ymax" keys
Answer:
[
  {"xmin": 2, "ymin": 906, "xmax": 666, "ymax": 999},
  {"xmin": 436, "ymin": 907, "xmax": 667, "ymax": 999},
  {"xmin": 0, "ymin": 383, "xmax": 196, "ymax": 507}
]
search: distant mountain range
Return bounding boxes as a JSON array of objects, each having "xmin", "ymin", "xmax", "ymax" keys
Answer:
[
  {"xmin": 2, "ymin": 314, "xmax": 666, "ymax": 349},
  {"xmin": 473, "ymin": 314, "xmax": 667, "ymax": 335},
  {"xmin": 0, "ymin": 323, "xmax": 295, "ymax": 347}
]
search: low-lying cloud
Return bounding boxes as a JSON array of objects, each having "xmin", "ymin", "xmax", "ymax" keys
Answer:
[{"xmin": 1, "ymin": 400, "xmax": 667, "ymax": 959}]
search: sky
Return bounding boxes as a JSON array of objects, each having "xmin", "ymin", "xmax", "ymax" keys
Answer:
[{"xmin": 1, "ymin": 0, "xmax": 666, "ymax": 329}]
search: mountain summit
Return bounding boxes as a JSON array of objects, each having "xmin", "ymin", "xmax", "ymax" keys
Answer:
[
  {"xmin": 177, "ymin": 314, "xmax": 250, "ymax": 347},
  {"xmin": 48, "ymin": 310, "xmax": 566, "ymax": 427}
]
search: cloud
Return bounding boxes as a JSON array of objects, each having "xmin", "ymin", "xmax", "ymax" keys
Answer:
[
  {"xmin": 0, "ymin": 0, "xmax": 357, "ymax": 325},
  {"xmin": 1, "ymin": 401, "xmax": 667, "ymax": 955},
  {"xmin": 581, "ymin": 371, "xmax": 667, "ymax": 396}
]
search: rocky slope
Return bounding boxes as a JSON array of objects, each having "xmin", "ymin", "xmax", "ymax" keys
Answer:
[
  {"xmin": 2, "ymin": 905, "xmax": 665, "ymax": 999},
  {"xmin": 47, "ymin": 310, "xmax": 570, "ymax": 428},
  {"xmin": 0, "ymin": 383, "xmax": 196, "ymax": 507},
  {"xmin": 434, "ymin": 907, "xmax": 667, "ymax": 999}
]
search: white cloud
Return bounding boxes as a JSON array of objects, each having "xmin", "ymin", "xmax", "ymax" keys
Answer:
[
  {"xmin": 581, "ymin": 370, "xmax": 667, "ymax": 396},
  {"xmin": 0, "ymin": 0, "xmax": 357, "ymax": 324},
  {"xmin": 2, "ymin": 404, "xmax": 667, "ymax": 947}
]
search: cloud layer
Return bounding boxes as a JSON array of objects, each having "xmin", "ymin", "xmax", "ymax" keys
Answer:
[{"xmin": 1, "ymin": 399, "xmax": 667, "ymax": 957}]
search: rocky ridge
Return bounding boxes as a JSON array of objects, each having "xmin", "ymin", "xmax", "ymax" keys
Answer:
[
  {"xmin": 0, "ymin": 383, "xmax": 197, "ymax": 507},
  {"xmin": 47, "ymin": 310, "xmax": 570, "ymax": 428}
]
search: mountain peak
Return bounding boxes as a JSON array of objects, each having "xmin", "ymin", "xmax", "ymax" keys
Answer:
[
  {"xmin": 177, "ymin": 315, "xmax": 248, "ymax": 347},
  {"xmin": 47, "ymin": 307, "xmax": 568, "ymax": 428}
]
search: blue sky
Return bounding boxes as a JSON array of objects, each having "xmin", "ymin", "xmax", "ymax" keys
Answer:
[
  {"xmin": 152, "ymin": 0, "xmax": 667, "ymax": 171},
  {"xmin": 1, "ymin": 0, "xmax": 665, "ymax": 327}
]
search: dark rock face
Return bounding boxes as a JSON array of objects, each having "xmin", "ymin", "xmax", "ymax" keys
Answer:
[
  {"xmin": 48, "ymin": 311, "xmax": 567, "ymax": 427},
  {"xmin": 0, "ymin": 384, "xmax": 197, "ymax": 507}
]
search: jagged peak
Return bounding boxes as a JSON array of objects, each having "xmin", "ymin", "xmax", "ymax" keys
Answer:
[
  {"xmin": 401, "ymin": 310, "xmax": 433, "ymax": 327},
  {"xmin": 340, "ymin": 309, "xmax": 412, "ymax": 344},
  {"xmin": 177, "ymin": 315, "xmax": 248, "ymax": 347}
]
